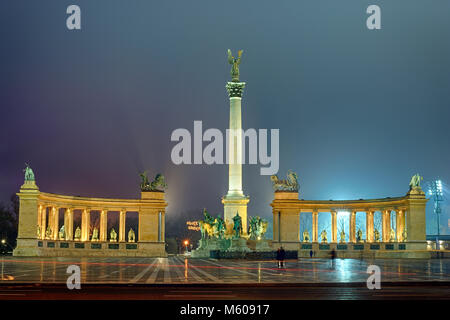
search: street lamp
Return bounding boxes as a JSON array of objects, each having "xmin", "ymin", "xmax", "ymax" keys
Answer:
[
  {"xmin": 428, "ymin": 179, "xmax": 443, "ymax": 250},
  {"xmin": 184, "ymin": 240, "xmax": 189, "ymax": 254}
]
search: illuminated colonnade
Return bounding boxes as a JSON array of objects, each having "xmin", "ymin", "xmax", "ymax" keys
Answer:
[
  {"xmin": 271, "ymin": 188, "xmax": 428, "ymax": 253},
  {"xmin": 14, "ymin": 179, "xmax": 167, "ymax": 257}
]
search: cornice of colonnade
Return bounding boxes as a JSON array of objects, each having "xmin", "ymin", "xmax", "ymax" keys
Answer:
[
  {"xmin": 270, "ymin": 191, "xmax": 416, "ymax": 212},
  {"xmin": 37, "ymin": 191, "xmax": 167, "ymax": 211}
]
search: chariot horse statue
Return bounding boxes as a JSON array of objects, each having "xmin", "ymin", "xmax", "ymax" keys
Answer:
[
  {"xmin": 270, "ymin": 170, "xmax": 299, "ymax": 192},
  {"xmin": 409, "ymin": 173, "xmax": 423, "ymax": 190}
]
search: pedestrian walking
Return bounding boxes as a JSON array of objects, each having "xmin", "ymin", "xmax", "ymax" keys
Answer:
[
  {"xmin": 276, "ymin": 246, "xmax": 286, "ymax": 268},
  {"xmin": 309, "ymin": 249, "xmax": 313, "ymax": 258},
  {"xmin": 330, "ymin": 249, "xmax": 336, "ymax": 269}
]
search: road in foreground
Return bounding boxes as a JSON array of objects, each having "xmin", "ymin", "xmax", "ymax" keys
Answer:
[{"xmin": 0, "ymin": 282, "xmax": 448, "ymax": 300}]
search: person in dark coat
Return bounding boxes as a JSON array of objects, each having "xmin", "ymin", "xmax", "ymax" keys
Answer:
[
  {"xmin": 330, "ymin": 249, "xmax": 336, "ymax": 268},
  {"xmin": 276, "ymin": 246, "xmax": 286, "ymax": 268},
  {"xmin": 309, "ymin": 249, "xmax": 313, "ymax": 258}
]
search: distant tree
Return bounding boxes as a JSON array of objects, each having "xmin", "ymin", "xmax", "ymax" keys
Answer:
[
  {"xmin": 166, "ymin": 209, "xmax": 203, "ymax": 251},
  {"xmin": 337, "ymin": 216, "xmax": 347, "ymax": 242},
  {"xmin": 374, "ymin": 212, "xmax": 382, "ymax": 239},
  {"xmin": 299, "ymin": 213, "xmax": 311, "ymax": 234},
  {"xmin": 355, "ymin": 214, "xmax": 366, "ymax": 240},
  {"xmin": 0, "ymin": 194, "xmax": 19, "ymax": 249}
]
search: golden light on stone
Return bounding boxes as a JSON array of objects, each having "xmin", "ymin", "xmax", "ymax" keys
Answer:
[{"xmin": 13, "ymin": 167, "xmax": 168, "ymax": 257}]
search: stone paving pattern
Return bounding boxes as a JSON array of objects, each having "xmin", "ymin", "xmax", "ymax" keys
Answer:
[{"xmin": 0, "ymin": 256, "xmax": 448, "ymax": 284}]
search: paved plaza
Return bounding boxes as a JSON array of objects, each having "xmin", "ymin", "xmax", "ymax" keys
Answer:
[{"xmin": 0, "ymin": 256, "xmax": 448, "ymax": 284}]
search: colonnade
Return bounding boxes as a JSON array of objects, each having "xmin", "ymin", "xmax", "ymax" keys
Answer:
[
  {"xmin": 14, "ymin": 174, "xmax": 168, "ymax": 257},
  {"xmin": 303, "ymin": 209, "xmax": 406, "ymax": 243},
  {"xmin": 271, "ymin": 189, "xmax": 427, "ymax": 250},
  {"xmin": 36, "ymin": 206, "xmax": 141, "ymax": 242}
]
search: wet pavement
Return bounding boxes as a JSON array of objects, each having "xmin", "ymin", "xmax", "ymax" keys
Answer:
[{"xmin": 0, "ymin": 256, "xmax": 448, "ymax": 284}]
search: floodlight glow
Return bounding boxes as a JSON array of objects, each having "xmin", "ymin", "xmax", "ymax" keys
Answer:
[{"xmin": 338, "ymin": 211, "xmax": 350, "ymax": 216}]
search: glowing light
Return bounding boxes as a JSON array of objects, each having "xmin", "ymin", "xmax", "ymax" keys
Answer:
[
  {"xmin": 1, "ymin": 239, "xmax": 5, "ymax": 244},
  {"xmin": 184, "ymin": 240, "xmax": 189, "ymax": 246}
]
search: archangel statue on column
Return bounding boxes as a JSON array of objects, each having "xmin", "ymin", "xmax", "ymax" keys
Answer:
[{"xmin": 227, "ymin": 49, "xmax": 243, "ymax": 82}]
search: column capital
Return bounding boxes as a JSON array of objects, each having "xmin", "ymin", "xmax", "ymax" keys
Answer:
[{"xmin": 226, "ymin": 81, "xmax": 246, "ymax": 98}]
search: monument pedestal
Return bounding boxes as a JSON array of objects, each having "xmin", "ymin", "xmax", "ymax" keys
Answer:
[
  {"xmin": 255, "ymin": 239, "xmax": 271, "ymax": 251},
  {"xmin": 192, "ymin": 238, "xmax": 231, "ymax": 258},
  {"xmin": 13, "ymin": 180, "xmax": 40, "ymax": 257},
  {"xmin": 222, "ymin": 195, "xmax": 250, "ymax": 236},
  {"xmin": 227, "ymin": 238, "xmax": 251, "ymax": 252}
]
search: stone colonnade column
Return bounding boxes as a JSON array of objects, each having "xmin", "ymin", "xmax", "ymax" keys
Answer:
[
  {"xmin": 349, "ymin": 211, "xmax": 356, "ymax": 243},
  {"xmin": 81, "ymin": 209, "xmax": 90, "ymax": 241},
  {"xmin": 37, "ymin": 205, "xmax": 42, "ymax": 237},
  {"xmin": 100, "ymin": 209, "xmax": 107, "ymax": 241},
  {"xmin": 119, "ymin": 210, "xmax": 126, "ymax": 242},
  {"xmin": 312, "ymin": 210, "xmax": 318, "ymax": 242},
  {"xmin": 160, "ymin": 211, "xmax": 165, "ymax": 242},
  {"xmin": 331, "ymin": 211, "xmax": 337, "ymax": 243},
  {"xmin": 366, "ymin": 210, "xmax": 374, "ymax": 242},
  {"xmin": 64, "ymin": 208, "xmax": 73, "ymax": 240},
  {"xmin": 272, "ymin": 210, "xmax": 280, "ymax": 242},
  {"xmin": 396, "ymin": 209, "xmax": 405, "ymax": 241},
  {"xmin": 52, "ymin": 207, "xmax": 59, "ymax": 240},
  {"xmin": 382, "ymin": 210, "xmax": 391, "ymax": 242},
  {"xmin": 41, "ymin": 206, "xmax": 47, "ymax": 239}
]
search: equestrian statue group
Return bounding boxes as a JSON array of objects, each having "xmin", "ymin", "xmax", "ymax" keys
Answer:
[{"xmin": 198, "ymin": 209, "xmax": 268, "ymax": 241}]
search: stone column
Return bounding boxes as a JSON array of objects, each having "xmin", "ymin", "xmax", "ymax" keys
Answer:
[
  {"xmin": 49, "ymin": 207, "xmax": 54, "ymax": 239},
  {"xmin": 396, "ymin": 209, "xmax": 405, "ymax": 242},
  {"xmin": 382, "ymin": 210, "xmax": 391, "ymax": 242},
  {"xmin": 119, "ymin": 210, "xmax": 126, "ymax": 242},
  {"xmin": 272, "ymin": 210, "xmax": 280, "ymax": 242},
  {"xmin": 331, "ymin": 211, "xmax": 337, "ymax": 243},
  {"xmin": 366, "ymin": 211, "xmax": 374, "ymax": 242},
  {"xmin": 37, "ymin": 205, "xmax": 42, "ymax": 235},
  {"xmin": 312, "ymin": 210, "xmax": 318, "ymax": 242},
  {"xmin": 52, "ymin": 207, "xmax": 59, "ymax": 240},
  {"xmin": 64, "ymin": 208, "xmax": 73, "ymax": 240},
  {"xmin": 100, "ymin": 209, "xmax": 107, "ymax": 241},
  {"xmin": 41, "ymin": 206, "xmax": 47, "ymax": 239},
  {"xmin": 349, "ymin": 211, "xmax": 356, "ymax": 243},
  {"xmin": 160, "ymin": 211, "xmax": 165, "ymax": 242},
  {"xmin": 223, "ymin": 80, "xmax": 249, "ymax": 234},
  {"xmin": 81, "ymin": 209, "xmax": 90, "ymax": 241}
]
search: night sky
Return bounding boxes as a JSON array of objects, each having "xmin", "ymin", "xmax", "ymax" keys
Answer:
[{"xmin": 1, "ymin": 1, "xmax": 449, "ymax": 235}]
